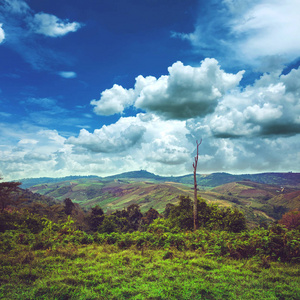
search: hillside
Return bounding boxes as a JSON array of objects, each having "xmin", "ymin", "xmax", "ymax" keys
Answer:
[
  {"xmin": 210, "ymin": 181, "xmax": 300, "ymax": 224},
  {"xmin": 27, "ymin": 173, "xmax": 300, "ymax": 228},
  {"xmin": 29, "ymin": 178, "xmax": 194, "ymax": 213}
]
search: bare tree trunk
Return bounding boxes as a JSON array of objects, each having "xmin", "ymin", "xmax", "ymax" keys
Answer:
[{"xmin": 193, "ymin": 139, "xmax": 202, "ymax": 231}]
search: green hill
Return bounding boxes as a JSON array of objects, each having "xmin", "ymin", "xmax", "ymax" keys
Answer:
[{"xmin": 27, "ymin": 173, "xmax": 300, "ymax": 228}]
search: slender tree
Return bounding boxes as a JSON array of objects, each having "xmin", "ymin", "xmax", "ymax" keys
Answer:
[{"xmin": 193, "ymin": 139, "xmax": 202, "ymax": 231}]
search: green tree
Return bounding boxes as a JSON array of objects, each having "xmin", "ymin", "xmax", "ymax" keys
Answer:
[
  {"xmin": 64, "ymin": 198, "xmax": 75, "ymax": 216},
  {"xmin": 126, "ymin": 204, "xmax": 143, "ymax": 231},
  {"xmin": 167, "ymin": 195, "xmax": 246, "ymax": 232},
  {"xmin": 0, "ymin": 180, "xmax": 22, "ymax": 212},
  {"xmin": 99, "ymin": 214, "xmax": 130, "ymax": 233},
  {"xmin": 168, "ymin": 196, "xmax": 194, "ymax": 230},
  {"xmin": 87, "ymin": 205, "xmax": 105, "ymax": 232},
  {"xmin": 142, "ymin": 207, "xmax": 160, "ymax": 225}
]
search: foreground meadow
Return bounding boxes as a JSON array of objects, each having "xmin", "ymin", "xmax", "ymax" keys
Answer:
[{"xmin": 1, "ymin": 243, "xmax": 299, "ymax": 300}]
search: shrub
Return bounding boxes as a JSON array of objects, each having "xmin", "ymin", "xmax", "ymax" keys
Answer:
[{"xmin": 279, "ymin": 209, "xmax": 300, "ymax": 230}]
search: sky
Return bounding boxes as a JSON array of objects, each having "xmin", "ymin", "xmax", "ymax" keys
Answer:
[{"xmin": 0, "ymin": 0, "xmax": 300, "ymax": 181}]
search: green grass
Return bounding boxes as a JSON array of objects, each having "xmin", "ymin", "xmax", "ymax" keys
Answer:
[{"xmin": 1, "ymin": 244, "xmax": 299, "ymax": 300}]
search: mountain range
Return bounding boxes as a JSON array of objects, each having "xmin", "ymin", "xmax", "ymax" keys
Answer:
[{"xmin": 19, "ymin": 170, "xmax": 300, "ymax": 189}]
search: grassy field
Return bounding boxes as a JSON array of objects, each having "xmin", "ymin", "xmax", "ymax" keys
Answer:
[{"xmin": 1, "ymin": 243, "xmax": 299, "ymax": 300}]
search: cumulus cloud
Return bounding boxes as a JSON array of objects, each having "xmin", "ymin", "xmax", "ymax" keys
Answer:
[
  {"xmin": 91, "ymin": 84, "xmax": 135, "ymax": 116},
  {"xmin": 135, "ymin": 59, "xmax": 244, "ymax": 119},
  {"xmin": 145, "ymin": 137, "xmax": 190, "ymax": 166},
  {"xmin": 0, "ymin": 24, "xmax": 5, "ymax": 43},
  {"xmin": 91, "ymin": 59, "xmax": 244, "ymax": 120},
  {"xmin": 30, "ymin": 12, "xmax": 82, "ymax": 37},
  {"xmin": 58, "ymin": 71, "xmax": 77, "ymax": 79},
  {"xmin": 66, "ymin": 118, "xmax": 146, "ymax": 153},
  {"xmin": 66, "ymin": 114, "xmax": 194, "ymax": 174},
  {"xmin": 1, "ymin": 103, "xmax": 299, "ymax": 182},
  {"xmin": 198, "ymin": 66, "xmax": 300, "ymax": 138}
]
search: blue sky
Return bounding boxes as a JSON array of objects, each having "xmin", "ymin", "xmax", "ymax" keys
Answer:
[{"xmin": 0, "ymin": 0, "xmax": 300, "ymax": 181}]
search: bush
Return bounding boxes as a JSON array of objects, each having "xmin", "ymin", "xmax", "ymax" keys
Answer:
[
  {"xmin": 166, "ymin": 196, "xmax": 246, "ymax": 233},
  {"xmin": 279, "ymin": 209, "xmax": 300, "ymax": 230}
]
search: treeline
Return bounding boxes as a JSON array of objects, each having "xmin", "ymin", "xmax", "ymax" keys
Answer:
[{"xmin": 1, "ymin": 190, "xmax": 247, "ymax": 234}]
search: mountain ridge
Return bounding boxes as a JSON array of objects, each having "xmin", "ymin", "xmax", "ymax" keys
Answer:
[{"xmin": 18, "ymin": 170, "xmax": 300, "ymax": 189}]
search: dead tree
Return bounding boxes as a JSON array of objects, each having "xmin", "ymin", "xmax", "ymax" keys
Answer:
[{"xmin": 193, "ymin": 139, "xmax": 202, "ymax": 231}]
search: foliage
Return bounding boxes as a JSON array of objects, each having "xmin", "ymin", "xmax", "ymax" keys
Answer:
[
  {"xmin": 0, "ymin": 238, "xmax": 299, "ymax": 299},
  {"xmin": 279, "ymin": 209, "xmax": 300, "ymax": 230},
  {"xmin": 0, "ymin": 181, "xmax": 22, "ymax": 212},
  {"xmin": 167, "ymin": 196, "xmax": 246, "ymax": 233},
  {"xmin": 86, "ymin": 205, "xmax": 105, "ymax": 232},
  {"xmin": 64, "ymin": 197, "xmax": 75, "ymax": 215},
  {"xmin": 141, "ymin": 207, "xmax": 160, "ymax": 225}
]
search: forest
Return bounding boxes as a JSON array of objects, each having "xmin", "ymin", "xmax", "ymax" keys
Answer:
[{"xmin": 0, "ymin": 178, "xmax": 300, "ymax": 299}]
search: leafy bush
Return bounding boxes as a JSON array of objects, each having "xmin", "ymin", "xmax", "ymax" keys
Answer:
[
  {"xmin": 279, "ymin": 209, "xmax": 300, "ymax": 230},
  {"xmin": 166, "ymin": 196, "xmax": 246, "ymax": 232}
]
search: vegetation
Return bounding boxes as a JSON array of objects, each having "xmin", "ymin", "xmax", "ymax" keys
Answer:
[
  {"xmin": 1, "ymin": 176, "xmax": 300, "ymax": 299},
  {"xmin": 25, "ymin": 174, "xmax": 300, "ymax": 229}
]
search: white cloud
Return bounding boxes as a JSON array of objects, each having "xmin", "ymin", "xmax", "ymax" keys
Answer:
[
  {"xmin": 91, "ymin": 59, "xmax": 244, "ymax": 120},
  {"xmin": 18, "ymin": 139, "xmax": 38, "ymax": 145},
  {"xmin": 146, "ymin": 137, "xmax": 190, "ymax": 166},
  {"xmin": 173, "ymin": 0, "xmax": 300, "ymax": 70},
  {"xmin": 91, "ymin": 84, "xmax": 135, "ymax": 116},
  {"xmin": 58, "ymin": 71, "xmax": 77, "ymax": 79},
  {"xmin": 0, "ymin": 1, "xmax": 82, "ymax": 70},
  {"xmin": 66, "ymin": 117, "xmax": 146, "ymax": 153},
  {"xmin": 231, "ymin": 0, "xmax": 300, "ymax": 64},
  {"xmin": 244, "ymin": 103, "xmax": 283, "ymax": 124},
  {"xmin": 135, "ymin": 59, "xmax": 244, "ymax": 119},
  {"xmin": 199, "ymin": 66, "xmax": 300, "ymax": 138},
  {"xmin": 31, "ymin": 12, "xmax": 82, "ymax": 37},
  {"xmin": 66, "ymin": 114, "xmax": 193, "ymax": 175},
  {"xmin": 0, "ymin": 24, "xmax": 5, "ymax": 43},
  {"xmin": 2, "ymin": 0, "xmax": 30, "ymax": 15},
  {"xmin": 1, "ymin": 58, "xmax": 300, "ymax": 180}
]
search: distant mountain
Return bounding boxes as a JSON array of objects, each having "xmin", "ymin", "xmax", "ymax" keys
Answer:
[
  {"xmin": 105, "ymin": 170, "xmax": 161, "ymax": 181},
  {"xmin": 104, "ymin": 171, "xmax": 300, "ymax": 187},
  {"xmin": 19, "ymin": 171, "xmax": 300, "ymax": 189}
]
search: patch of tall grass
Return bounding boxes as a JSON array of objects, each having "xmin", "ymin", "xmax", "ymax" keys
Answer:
[{"xmin": 1, "ymin": 244, "xmax": 299, "ymax": 299}]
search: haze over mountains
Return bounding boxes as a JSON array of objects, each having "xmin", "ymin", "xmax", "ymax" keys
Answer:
[{"xmin": 19, "ymin": 170, "xmax": 300, "ymax": 189}]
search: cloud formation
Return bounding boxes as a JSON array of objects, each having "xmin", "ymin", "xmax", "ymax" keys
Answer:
[
  {"xmin": 31, "ymin": 13, "xmax": 81, "ymax": 37},
  {"xmin": 230, "ymin": 0, "xmax": 300, "ymax": 64},
  {"xmin": 0, "ymin": 0, "xmax": 81, "ymax": 70},
  {"xmin": 91, "ymin": 84, "xmax": 135, "ymax": 116},
  {"xmin": 172, "ymin": 0, "xmax": 300, "ymax": 70},
  {"xmin": 91, "ymin": 59, "xmax": 244, "ymax": 120},
  {"xmin": 58, "ymin": 71, "xmax": 77, "ymax": 79},
  {"xmin": 1, "ymin": 1, "xmax": 299, "ymax": 181},
  {"xmin": 207, "ymin": 67, "xmax": 300, "ymax": 138},
  {"xmin": 0, "ymin": 24, "xmax": 5, "ymax": 43},
  {"xmin": 66, "ymin": 120, "xmax": 146, "ymax": 153},
  {"xmin": 1, "ymin": 0, "xmax": 30, "ymax": 15}
]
